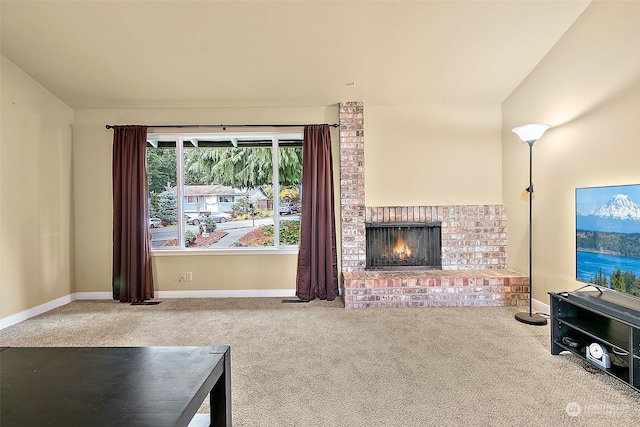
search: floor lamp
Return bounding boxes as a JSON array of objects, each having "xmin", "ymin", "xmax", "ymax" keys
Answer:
[{"xmin": 512, "ymin": 123, "xmax": 550, "ymax": 326}]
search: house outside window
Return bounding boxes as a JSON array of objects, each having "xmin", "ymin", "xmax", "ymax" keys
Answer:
[{"xmin": 146, "ymin": 132, "xmax": 303, "ymax": 251}]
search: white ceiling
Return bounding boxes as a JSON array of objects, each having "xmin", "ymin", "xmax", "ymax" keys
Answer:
[{"xmin": 1, "ymin": 0, "xmax": 591, "ymax": 109}]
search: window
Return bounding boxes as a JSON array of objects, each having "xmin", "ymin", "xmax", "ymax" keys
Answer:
[{"xmin": 146, "ymin": 132, "xmax": 303, "ymax": 251}]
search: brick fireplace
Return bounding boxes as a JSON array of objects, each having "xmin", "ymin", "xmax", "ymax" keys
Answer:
[{"xmin": 338, "ymin": 101, "xmax": 529, "ymax": 308}]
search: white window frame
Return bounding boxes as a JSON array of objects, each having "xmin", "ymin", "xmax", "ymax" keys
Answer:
[{"xmin": 147, "ymin": 131, "xmax": 303, "ymax": 255}]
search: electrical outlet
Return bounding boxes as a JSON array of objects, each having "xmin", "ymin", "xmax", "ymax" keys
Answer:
[
  {"xmin": 186, "ymin": 272, "xmax": 193, "ymax": 282},
  {"xmin": 179, "ymin": 272, "xmax": 186, "ymax": 282}
]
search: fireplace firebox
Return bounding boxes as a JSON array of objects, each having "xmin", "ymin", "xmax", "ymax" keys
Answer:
[{"xmin": 365, "ymin": 222, "xmax": 442, "ymax": 270}]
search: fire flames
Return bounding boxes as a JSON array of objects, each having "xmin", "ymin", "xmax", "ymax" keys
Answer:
[{"xmin": 393, "ymin": 236, "xmax": 412, "ymax": 259}]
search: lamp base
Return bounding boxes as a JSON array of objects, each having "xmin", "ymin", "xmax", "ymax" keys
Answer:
[{"xmin": 515, "ymin": 312, "xmax": 548, "ymax": 326}]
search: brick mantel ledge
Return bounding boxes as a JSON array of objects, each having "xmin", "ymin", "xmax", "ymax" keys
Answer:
[{"xmin": 343, "ymin": 269, "xmax": 529, "ymax": 309}]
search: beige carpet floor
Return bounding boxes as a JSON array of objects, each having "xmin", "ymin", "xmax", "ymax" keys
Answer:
[{"xmin": 1, "ymin": 297, "xmax": 639, "ymax": 426}]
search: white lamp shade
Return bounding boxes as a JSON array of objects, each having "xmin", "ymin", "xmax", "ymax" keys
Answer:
[{"xmin": 512, "ymin": 124, "xmax": 551, "ymax": 143}]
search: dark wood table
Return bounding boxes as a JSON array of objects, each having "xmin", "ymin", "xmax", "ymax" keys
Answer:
[{"xmin": 0, "ymin": 346, "xmax": 231, "ymax": 427}]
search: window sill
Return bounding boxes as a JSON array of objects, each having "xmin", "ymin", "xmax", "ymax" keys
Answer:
[{"xmin": 151, "ymin": 247, "xmax": 300, "ymax": 257}]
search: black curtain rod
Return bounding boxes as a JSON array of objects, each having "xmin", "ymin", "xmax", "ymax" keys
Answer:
[{"xmin": 105, "ymin": 123, "xmax": 339, "ymax": 130}]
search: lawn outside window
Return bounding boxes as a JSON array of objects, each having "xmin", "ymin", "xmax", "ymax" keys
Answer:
[{"xmin": 146, "ymin": 132, "xmax": 303, "ymax": 252}]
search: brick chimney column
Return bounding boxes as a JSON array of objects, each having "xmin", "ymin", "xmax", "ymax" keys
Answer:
[{"xmin": 339, "ymin": 102, "xmax": 366, "ymax": 273}]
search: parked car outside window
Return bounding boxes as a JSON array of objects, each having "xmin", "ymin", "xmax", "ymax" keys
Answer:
[
  {"xmin": 279, "ymin": 202, "xmax": 298, "ymax": 215},
  {"xmin": 278, "ymin": 204, "xmax": 290, "ymax": 215},
  {"xmin": 186, "ymin": 212, "xmax": 232, "ymax": 224},
  {"xmin": 211, "ymin": 212, "xmax": 232, "ymax": 223},
  {"xmin": 185, "ymin": 214, "xmax": 201, "ymax": 225}
]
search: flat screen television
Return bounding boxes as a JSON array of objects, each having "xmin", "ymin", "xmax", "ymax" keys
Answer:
[{"xmin": 576, "ymin": 184, "xmax": 640, "ymax": 299}]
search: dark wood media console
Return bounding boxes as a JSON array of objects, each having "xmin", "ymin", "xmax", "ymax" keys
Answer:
[{"xmin": 549, "ymin": 286, "xmax": 640, "ymax": 392}]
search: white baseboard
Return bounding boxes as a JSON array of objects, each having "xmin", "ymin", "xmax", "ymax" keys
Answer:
[
  {"xmin": 75, "ymin": 290, "xmax": 297, "ymax": 300},
  {"xmin": 75, "ymin": 292, "xmax": 113, "ymax": 300},
  {"xmin": 0, "ymin": 294, "xmax": 74, "ymax": 330},
  {"xmin": 533, "ymin": 298, "xmax": 550, "ymax": 316},
  {"xmin": 1, "ymin": 289, "xmax": 297, "ymax": 330},
  {"xmin": 155, "ymin": 289, "xmax": 296, "ymax": 298}
]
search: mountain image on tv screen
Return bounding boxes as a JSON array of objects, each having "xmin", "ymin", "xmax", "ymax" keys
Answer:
[{"xmin": 576, "ymin": 184, "xmax": 640, "ymax": 298}]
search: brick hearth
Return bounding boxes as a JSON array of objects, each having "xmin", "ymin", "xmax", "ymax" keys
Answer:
[
  {"xmin": 343, "ymin": 269, "xmax": 529, "ymax": 309},
  {"xmin": 338, "ymin": 101, "xmax": 529, "ymax": 308}
]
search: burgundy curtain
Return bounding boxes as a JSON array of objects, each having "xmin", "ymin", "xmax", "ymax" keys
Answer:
[
  {"xmin": 112, "ymin": 125, "xmax": 154, "ymax": 302},
  {"xmin": 295, "ymin": 124, "xmax": 339, "ymax": 301}
]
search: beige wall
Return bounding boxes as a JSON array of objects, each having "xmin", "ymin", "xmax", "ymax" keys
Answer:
[
  {"xmin": 364, "ymin": 104, "xmax": 503, "ymax": 206},
  {"xmin": 1, "ymin": 55, "xmax": 74, "ymax": 319},
  {"xmin": 502, "ymin": 1, "xmax": 640, "ymax": 304},
  {"xmin": 72, "ymin": 107, "xmax": 339, "ymax": 294}
]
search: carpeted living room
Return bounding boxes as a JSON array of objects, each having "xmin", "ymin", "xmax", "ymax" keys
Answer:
[
  {"xmin": 2, "ymin": 297, "xmax": 639, "ymax": 426},
  {"xmin": 1, "ymin": 1, "xmax": 639, "ymax": 426}
]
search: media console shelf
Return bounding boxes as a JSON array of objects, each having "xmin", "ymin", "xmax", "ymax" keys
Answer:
[{"xmin": 549, "ymin": 286, "xmax": 640, "ymax": 392}]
